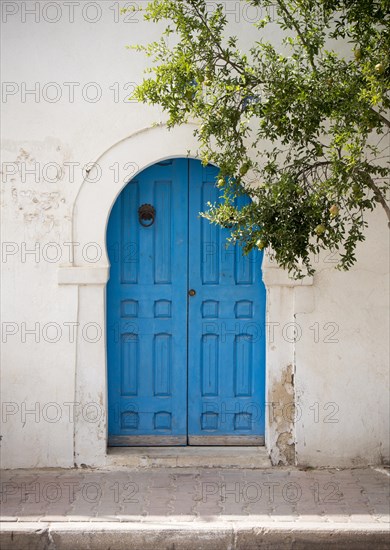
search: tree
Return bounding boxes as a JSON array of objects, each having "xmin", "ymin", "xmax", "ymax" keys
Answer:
[{"xmin": 131, "ymin": 0, "xmax": 389, "ymax": 278}]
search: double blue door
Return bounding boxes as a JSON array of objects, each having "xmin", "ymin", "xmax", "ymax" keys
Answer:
[{"xmin": 107, "ymin": 159, "xmax": 266, "ymax": 445}]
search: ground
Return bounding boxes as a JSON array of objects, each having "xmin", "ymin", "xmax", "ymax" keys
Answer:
[{"xmin": 1, "ymin": 463, "xmax": 389, "ymax": 549}]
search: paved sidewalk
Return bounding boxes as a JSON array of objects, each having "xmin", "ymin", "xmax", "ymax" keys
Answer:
[{"xmin": 1, "ymin": 466, "xmax": 389, "ymax": 549}]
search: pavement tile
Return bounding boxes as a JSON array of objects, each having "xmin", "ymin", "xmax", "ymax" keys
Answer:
[{"xmin": 1, "ymin": 465, "xmax": 388, "ymax": 533}]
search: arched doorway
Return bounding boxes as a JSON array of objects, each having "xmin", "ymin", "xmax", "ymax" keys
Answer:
[{"xmin": 106, "ymin": 158, "xmax": 266, "ymax": 446}]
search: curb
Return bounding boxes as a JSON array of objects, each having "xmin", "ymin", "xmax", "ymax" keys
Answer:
[{"xmin": 1, "ymin": 521, "xmax": 389, "ymax": 550}]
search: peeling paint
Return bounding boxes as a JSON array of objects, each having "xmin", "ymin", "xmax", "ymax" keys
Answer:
[
  {"xmin": 269, "ymin": 363, "xmax": 296, "ymax": 466},
  {"xmin": 2, "ymin": 140, "xmax": 73, "ymax": 239},
  {"xmin": 276, "ymin": 432, "xmax": 295, "ymax": 465}
]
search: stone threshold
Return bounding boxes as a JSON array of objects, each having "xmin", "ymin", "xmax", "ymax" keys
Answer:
[{"xmin": 106, "ymin": 445, "xmax": 272, "ymax": 469}]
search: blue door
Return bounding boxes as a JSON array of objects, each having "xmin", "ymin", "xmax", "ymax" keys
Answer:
[{"xmin": 107, "ymin": 159, "xmax": 265, "ymax": 446}]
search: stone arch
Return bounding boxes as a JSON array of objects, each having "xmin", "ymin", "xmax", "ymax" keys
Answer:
[
  {"xmin": 58, "ymin": 123, "xmax": 310, "ymax": 466},
  {"xmin": 72, "ymin": 123, "xmax": 201, "ymax": 268}
]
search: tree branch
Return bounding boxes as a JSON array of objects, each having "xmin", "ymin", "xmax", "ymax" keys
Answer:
[
  {"xmin": 189, "ymin": 2, "xmax": 247, "ymax": 76},
  {"xmin": 364, "ymin": 174, "xmax": 390, "ymax": 225},
  {"xmin": 276, "ymin": 0, "xmax": 317, "ymax": 71},
  {"xmin": 370, "ymin": 108, "xmax": 390, "ymax": 129},
  {"xmin": 294, "ymin": 160, "xmax": 332, "ymax": 178}
]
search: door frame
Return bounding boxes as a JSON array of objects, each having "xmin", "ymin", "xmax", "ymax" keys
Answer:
[
  {"xmin": 106, "ymin": 158, "xmax": 266, "ymax": 446},
  {"xmin": 58, "ymin": 123, "xmax": 313, "ymax": 467}
]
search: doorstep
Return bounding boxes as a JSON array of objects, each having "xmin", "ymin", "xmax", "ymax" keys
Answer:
[{"xmin": 106, "ymin": 445, "xmax": 272, "ymax": 469}]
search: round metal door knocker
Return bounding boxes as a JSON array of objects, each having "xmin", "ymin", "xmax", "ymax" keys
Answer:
[{"xmin": 138, "ymin": 204, "xmax": 156, "ymax": 227}]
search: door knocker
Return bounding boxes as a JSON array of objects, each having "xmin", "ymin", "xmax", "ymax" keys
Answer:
[{"xmin": 138, "ymin": 204, "xmax": 156, "ymax": 227}]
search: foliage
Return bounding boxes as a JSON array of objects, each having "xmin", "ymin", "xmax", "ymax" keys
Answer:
[{"xmin": 131, "ymin": 0, "xmax": 390, "ymax": 277}]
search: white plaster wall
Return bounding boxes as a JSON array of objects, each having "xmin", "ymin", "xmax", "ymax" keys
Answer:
[
  {"xmin": 1, "ymin": 1, "xmax": 389, "ymax": 468},
  {"xmin": 295, "ymin": 209, "xmax": 390, "ymax": 467},
  {"xmin": 0, "ymin": 1, "xmax": 160, "ymax": 468}
]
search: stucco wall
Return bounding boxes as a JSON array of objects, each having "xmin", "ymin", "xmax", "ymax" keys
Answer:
[{"xmin": 1, "ymin": 1, "xmax": 389, "ymax": 468}]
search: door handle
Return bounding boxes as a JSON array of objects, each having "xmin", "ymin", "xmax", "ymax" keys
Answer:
[{"xmin": 188, "ymin": 289, "xmax": 196, "ymax": 297}]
